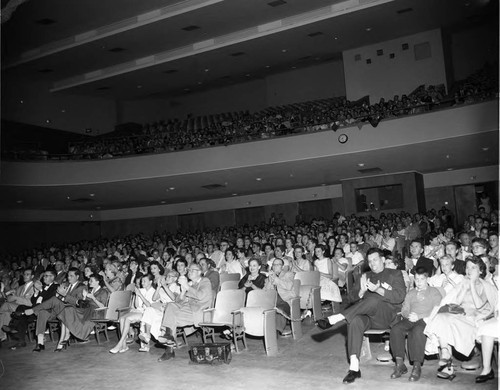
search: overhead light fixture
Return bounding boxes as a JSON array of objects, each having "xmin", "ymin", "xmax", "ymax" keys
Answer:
[
  {"xmin": 265, "ymin": 65, "xmax": 271, "ymax": 68},
  {"xmin": 482, "ymin": 147, "xmax": 489, "ymax": 151},
  {"xmin": 161, "ymin": 201, "xmax": 166, "ymax": 204},
  {"xmin": 204, "ymin": 68, "xmax": 209, "ymax": 72},
  {"xmin": 446, "ymin": 154, "xmax": 450, "ymax": 159},
  {"xmin": 66, "ymin": 196, "xmax": 71, "ymax": 200},
  {"xmin": 245, "ymin": 74, "xmax": 251, "ymax": 77},
  {"xmin": 334, "ymin": 36, "xmax": 339, "ymax": 40},
  {"xmin": 20, "ymin": 99, "xmax": 24, "ymax": 104},
  {"xmin": 232, "ymin": 193, "xmax": 238, "ymax": 196},
  {"xmin": 282, "ymin": 49, "xmax": 287, "ymax": 53},
  {"xmin": 357, "ymin": 163, "xmax": 365, "ymax": 167},
  {"xmin": 447, "ymin": 168, "xmax": 453, "ymax": 171},
  {"xmin": 256, "ymin": 178, "xmax": 262, "ymax": 181},
  {"xmin": 365, "ymin": 27, "xmax": 372, "ymax": 32},
  {"xmin": 16, "ymin": 200, "xmax": 23, "ymax": 204},
  {"xmin": 89, "ymin": 193, "xmax": 95, "ymax": 197},
  {"xmin": 169, "ymin": 187, "xmax": 175, "ymax": 190}
]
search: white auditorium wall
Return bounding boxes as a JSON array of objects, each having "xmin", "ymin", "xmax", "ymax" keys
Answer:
[{"xmin": 342, "ymin": 29, "xmax": 447, "ymax": 103}]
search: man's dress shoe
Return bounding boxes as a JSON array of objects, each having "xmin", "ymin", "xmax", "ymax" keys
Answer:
[{"xmin": 343, "ymin": 370, "xmax": 361, "ymax": 384}]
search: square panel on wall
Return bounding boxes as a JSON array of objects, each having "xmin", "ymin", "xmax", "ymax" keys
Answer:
[{"xmin": 414, "ymin": 41, "xmax": 431, "ymax": 60}]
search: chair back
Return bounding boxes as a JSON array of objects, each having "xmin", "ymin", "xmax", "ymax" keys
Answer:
[
  {"xmin": 292, "ymin": 279, "xmax": 301, "ymax": 297},
  {"xmin": 212, "ymin": 289, "xmax": 246, "ymax": 323},
  {"xmin": 246, "ymin": 289, "xmax": 277, "ymax": 309},
  {"xmin": 103, "ymin": 290, "xmax": 132, "ymax": 321},
  {"xmin": 219, "ymin": 273, "xmax": 240, "ymax": 284},
  {"xmin": 294, "ymin": 270, "xmax": 320, "ymax": 286},
  {"xmin": 219, "ymin": 280, "xmax": 239, "ymax": 290}
]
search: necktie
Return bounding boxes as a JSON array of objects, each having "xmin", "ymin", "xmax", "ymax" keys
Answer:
[{"xmin": 67, "ymin": 284, "xmax": 74, "ymax": 296}]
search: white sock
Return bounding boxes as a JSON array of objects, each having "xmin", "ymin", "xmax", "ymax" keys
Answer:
[
  {"xmin": 349, "ymin": 355, "xmax": 359, "ymax": 371},
  {"xmin": 328, "ymin": 313, "xmax": 345, "ymax": 325},
  {"xmin": 37, "ymin": 334, "xmax": 44, "ymax": 344}
]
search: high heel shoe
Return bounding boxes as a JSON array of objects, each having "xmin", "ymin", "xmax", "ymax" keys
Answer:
[
  {"xmin": 54, "ymin": 340, "xmax": 68, "ymax": 352},
  {"xmin": 475, "ymin": 370, "xmax": 495, "ymax": 383},
  {"xmin": 437, "ymin": 359, "xmax": 455, "ymax": 380}
]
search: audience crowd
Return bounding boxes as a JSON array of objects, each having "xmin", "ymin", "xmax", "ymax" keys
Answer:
[
  {"xmin": 3, "ymin": 64, "xmax": 492, "ymax": 161},
  {"xmin": 0, "ymin": 204, "xmax": 498, "ymax": 383}
]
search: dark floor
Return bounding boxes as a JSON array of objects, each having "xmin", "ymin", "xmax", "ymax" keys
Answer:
[{"xmin": 0, "ymin": 315, "xmax": 497, "ymax": 390}]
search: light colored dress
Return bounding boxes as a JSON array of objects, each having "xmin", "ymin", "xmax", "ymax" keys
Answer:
[
  {"xmin": 141, "ymin": 284, "xmax": 180, "ymax": 339},
  {"xmin": 424, "ymin": 279, "xmax": 497, "ymax": 356},
  {"xmin": 315, "ymin": 258, "xmax": 342, "ymax": 303}
]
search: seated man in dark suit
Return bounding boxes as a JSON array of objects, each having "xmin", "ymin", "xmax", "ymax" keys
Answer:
[
  {"xmin": 4, "ymin": 269, "xmax": 59, "ymax": 349},
  {"xmin": 314, "ymin": 248, "xmax": 406, "ymax": 384},
  {"xmin": 157, "ymin": 263, "xmax": 213, "ymax": 362},
  {"xmin": 405, "ymin": 239, "xmax": 435, "ymax": 276},
  {"xmin": 24, "ymin": 268, "xmax": 86, "ymax": 351},
  {"xmin": 199, "ymin": 258, "xmax": 220, "ymax": 294}
]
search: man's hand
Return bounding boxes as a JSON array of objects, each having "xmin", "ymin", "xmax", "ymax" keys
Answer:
[
  {"xmin": 57, "ymin": 285, "xmax": 68, "ymax": 296},
  {"xmin": 34, "ymin": 280, "xmax": 43, "ymax": 292},
  {"xmin": 366, "ymin": 279, "xmax": 380, "ymax": 292},
  {"xmin": 408, "ymin": 312, "xmax": 418, "ymax": 322}
]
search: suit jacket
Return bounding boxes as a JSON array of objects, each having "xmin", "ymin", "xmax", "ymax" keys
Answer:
[
  {"xmin": 264, "ymin": 270, "xmax": 297, "ymax": 303},
  {"xmin": 30, "ymin": 283, "xmax": 59, "ymax": 306},
  {"xmin": 11, "ymin": 281, "xmax": 35, "ymax": 306},
  {"xmin": 406, "ymin": 256, "xmax": 435, "ymax": 276},
  {"xmin": 62, "ymin": 281, "xmax": 87, "ymax": 306},
  {"xmin": 185, "ymin": 277, "xmax": 213, "ymax": 326}
]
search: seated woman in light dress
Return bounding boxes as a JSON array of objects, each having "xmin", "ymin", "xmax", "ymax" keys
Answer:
[
  {"xmin": 424, "ymin": 256, "xmax": 497, "ymax": 380},
  {"xmin": 313, "ymin": 245, "xmax": 341, "ymax": 307},
  {"xmin": 138, "ymin": 270, "xmax": 180, "ymax": 352},
  {"xmin": 428, "ymin": 255, "xmax": 464, "ymax": 296},
  {"xmin": 221, "ymin": 248, "xmax": 244, "ymax": 279},
  {"xmin": 109, "ymin": 274, "xmax": 156, "ymax": 354}
]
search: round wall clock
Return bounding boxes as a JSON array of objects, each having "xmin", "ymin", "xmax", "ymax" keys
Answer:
[{"xmin": 338, "ymin": 134, "xmax": 348, "ymax": 144}]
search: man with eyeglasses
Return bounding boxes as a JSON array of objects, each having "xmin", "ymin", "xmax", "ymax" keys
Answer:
[
  {"xmin": 157, "ymin": 264, "xmax": 213, "ymax": 362},
  {"xmin": 4, "ymin": 270, "xmax": 59, "ymax": 349}
]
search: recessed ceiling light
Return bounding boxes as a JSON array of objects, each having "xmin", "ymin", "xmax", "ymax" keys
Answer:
[
  {"xmin": 182, "ymin": 25, "xmax": 200, "ymax": 31},
  {"xmin": 204, "ymin": 68, "xmax": 209, "ymax": 72},
  {"xmin": 67, "ymin": 196, "xmax": 71, "ymax": 200},
  {"xmin": 161, "ymin": 201, "xmax": 166, "ymax": 204},
  {"xmin": 89, "ymin": 193, "xmax": 95, "ymax": 197},
  {"xmin": 169, "ymin": 187, "xmax": 175, "ymax": 190},
  {"xmin": 16, "ymin": 200, "xmax": 23, "ymax": 204},
  {"xmin": 232, "ymin": 193, "xmax": 238, "ymax": 196},
  {"xmin": 291, "ymin": 66, "xmax": 297, "ymax": 69},
  {"xmin": 256, "ymin": 177, "xmax": 262, "ymax": 181},
  {"xmin": 61, "ymin": 109, "xmax": 66, "ymax": 113},
  {"xmin": 444, "ymin": 201, "xmax": 449, "ymax": 205},
  {"xmin": 321, "ymin": 183, "xmax": 326, "ymax": 186},
  {"xmin": 137, "ymin": 85, "xmax": 142, "ymax": 89},
  {"xmin": 282, "ymin": 49, "xmax": 287, "ymax": 53},
  {"xmin": 365, "ymin": 27, "xmax": 372, "ymax": 32},
  {"xmin": 446, "ymin": 154, "xmax": 450, "ymax": 158},
  {"xmin": 470, "ymin": 176, "xmax": 476, "ymax": 180},
  {"xmin": 197, "ymin": 81, "xmax": 203, "ymax": 85},
  {"xmin": 289, "ymin": 173, "xmax": 294, "ymax": 178},
  {"xmin": 358, "ymin": 163, "xmax": 365, "ymax": 167},
  {"xmin": 265, "ymin": 65, "xmax": 271, "ymax": 68},
  {"xmin": 20, "ymin": 99, "xmax": 24, "ymax": 104},
  {"xmin": 482, "ymin": 147, "xmax": 489, "ymax": 151},
  {"xmin": 334, "ymin": 36, "xmax": 339, "ymax": 40},
  {"xmin": 245, "ymin": 74, "xmax": 251, "ymax": 77},
  {"xmin": 447, "ymin": 168, "xmax": 453, "ymax": 171},
  {"xmin": 46, "ymin": 119, "xmax": 51, "ymax": 124}
]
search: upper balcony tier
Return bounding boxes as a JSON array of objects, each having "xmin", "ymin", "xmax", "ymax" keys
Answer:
[{"xmin": 0, "ymin": 99, "xmax": 498, "ymax": 211}]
